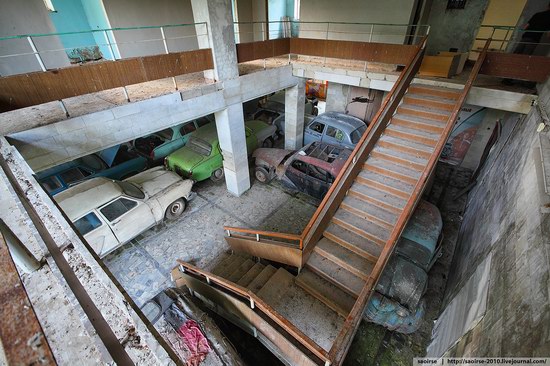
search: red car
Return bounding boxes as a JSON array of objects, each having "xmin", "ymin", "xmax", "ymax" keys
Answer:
[{"xmin": 252, "ymin": 142, "xmax": 352, "ymax": 200}]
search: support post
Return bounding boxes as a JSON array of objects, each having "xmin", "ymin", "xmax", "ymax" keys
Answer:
[
  {"xmin": 284, "ymin": 79, "xmax": 306, "ymax": 150},
  {"xmin": 27, "ymin": 36, "xmax": 46, "ymax": 72}
]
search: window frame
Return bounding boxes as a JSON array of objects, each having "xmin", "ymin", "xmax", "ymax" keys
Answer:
[
  {"xmin": 98, "ymin": 196, "xmax": 139, "ymax": 223},
  {"xmin": 73, "ymin": 211, "xmax": 103, "ymax": 236}
]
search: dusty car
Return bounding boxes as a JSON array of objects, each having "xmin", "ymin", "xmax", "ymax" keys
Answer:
[
  {"xmin": 165, "ymin": 120, "xmax": 277, "ymax": 182},
  {"xmin": 253, "ymin": 142, "xmax": 352, "ymax": 200},
  {"xmin": 364, "ymin": 200, "xmax": 443, "ymax": 333},
  {"xmin": 37, "ymin": 144, "xmax": 147, "ymax": 196},
  {"xmin": 55, "ymin": 167, "xmax": 194, "ymax": 257},
  {"xmin": 132, "ymin": 115, "xmax": 213, "ymax": 163},
  {"xmin": 304, "ymin": 111, "xmax": 367, "ymax": 149}
]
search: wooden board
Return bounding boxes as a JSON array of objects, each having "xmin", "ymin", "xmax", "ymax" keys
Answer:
[
  {"xmin": 236, "ymin": 38, "xmax": 290, "ymax": 63},
  {"xmin": 0, "ymin": 48, "xmax": 214, "ymax": 112},
  {"xmin": 225, "ymin": 235, "xmax": 302, "ymax": 268},
  {"xmin": 480, "ymin": 52, "xmax": 550, "ymax": 82},
  {"xmin": 418, "ymin": 55, "xmax": 457, "ymax": 78}
]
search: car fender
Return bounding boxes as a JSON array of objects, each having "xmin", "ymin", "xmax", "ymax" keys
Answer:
[
  {"xmin": 151, "ymin": 179, "xmax": 193, "ymax": 219},
  {"xmin": 254, "ymin": 124, "xmax": 277, "ymax": 145}
]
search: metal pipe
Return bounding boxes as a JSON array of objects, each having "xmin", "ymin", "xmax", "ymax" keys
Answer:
[
  {"xmin": 59, "ymin": 100, "xmax": 69, "ymax": 118},
  {"xmin": 103, "ymin": 30, "xmax": 116, "ymax": 60},
  {"xmin": 369, "ymin": 24, "xmax": 374, "ymax": 42},
  {"xmin": 26, "ymin": 36, "xmax": 46, "ymax": 72}
]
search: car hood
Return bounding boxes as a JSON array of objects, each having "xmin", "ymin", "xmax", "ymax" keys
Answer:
[
  {"xmin": 126, "ymin": 167, "xmax": 182, "ymax": 197},
  {"xmin": 253, "ymin": 148, "xmax": 293, "ymax": 168}
]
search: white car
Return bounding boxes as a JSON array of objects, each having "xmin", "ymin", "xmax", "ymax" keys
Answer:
[{"xmin": 55, "ymin": 167, "xmax": 194, "ymax": 257}]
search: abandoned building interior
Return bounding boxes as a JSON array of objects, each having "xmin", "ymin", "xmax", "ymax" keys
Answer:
[{"xmin": 1, "ymin": 0, "xmax": 550, "ymax": 365}]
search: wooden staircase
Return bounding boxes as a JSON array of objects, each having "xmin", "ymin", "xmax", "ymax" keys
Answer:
[{"xmin": 295, "ymin": 84, "xmax": 461, "ymax": 317}]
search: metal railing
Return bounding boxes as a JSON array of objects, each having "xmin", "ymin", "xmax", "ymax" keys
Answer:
[
  {"xmin": 233, "ymin": 20, "xmax": 430, "ymax": 46},
  {"xmin": 474, "ymin": 24, "xmax": 550, "ymax": 53},
  {"xmin": 0, "ymin": 22, "xmax": 208, "ymax": 77}
]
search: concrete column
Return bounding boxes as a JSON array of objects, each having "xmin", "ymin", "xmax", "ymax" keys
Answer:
[
  {"xmin": 325, "ymin": 82, "xmax": 351, "ymax": 113},
  {"xmin": 215, "ymin": 104, "xmax": 250, "ymax": 196},
  {"xmin": 285, "ymin": 79, "xmax": 306, "ymax": 150},
  {"xmin": 191, "ymin": 0, "xmax": 239, "ymax": 82}
]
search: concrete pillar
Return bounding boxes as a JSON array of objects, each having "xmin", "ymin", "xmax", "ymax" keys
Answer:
[
  {"xmin": 191, "ymin": 0, "xmax": 239, "ymax": 82},
  {"xmin": 215, "ymin": 104, "xmax": 250, "ymax": 196},
  {"xmin": 285, "ymin": 79, "xmax": 306, "ymax": 150},
  {"xmin": 325, "ymin": 82, "xmax": 351, "ymax": 113}
]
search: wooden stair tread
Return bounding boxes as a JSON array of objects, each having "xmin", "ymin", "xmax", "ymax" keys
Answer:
[
  {"xmin": 391, "ymin": 113, "xmax": 446, "ymax": 134},
  {"xmin": 237, "ymin": 262, "xmax": 265, "ymax": 287},
  {"xmin": 217, "ymin": 255, "xmax": 247, "ymax": 278},
  {"xmin": 349, "ymin": 181, "xmax": 408, "ymax": 212},
  {"xmin": 372, "ymin": 144, "xmax": 429, "ymax": 167},
  {"xmin": 378, "ymin": 134, "xmax": 434, "ymax": 156},
  {"xmin": 357, "ymin": 164, "xmax": 415, "ymax": 197},
  {"xmin": 341, "ymin": 194, "xmax": 397, "ymax": 228},
  {"xmin": 398, "ymin": 103, "xmax": 451, "ymax": 122},
  {"xmin": 305, "ymin": 251, "xmax": 364, "ymax": 297},
  {"xmin": 404, "ymin": 92, "xmax": 457, "ymax": 105},
  {"xmin": 247, "ymin": 265, "xmax": 277, "ymax": 293},
  {"xmin": 256, "ymin": 268, "xmax": 294, "ymax": 306},
  {"xmin": 314, "ymin": 237, "xmax": 375, "ymax": 280},
  {"xmin": 386, "ymin": 123, "xmax": 441, "ymax": 141},
  {"xmin": 295, "ymin": 269, "xmax": 356, "ymax": 317},
  {"xmin": 408, "ymin": 84, "xmax": 462, "ymax": 100},
  {"xmin": 403, "ymin": 93, "xmax": 456, "ymax": 111},
  {"xmin": 211, "ymin": 255, "xmax": 235, "ymax": 276},
  {"xmin": 227, "ymin": 259, "xmax": 256, "ymax": 282},
  {"xmin": 324, "ymin": 223, "xmax": 383, "ymax": 262},
  {"xmin": 364, "ymin": 156, "xmax": 422, "ymax": 181},
  {"xmin": 332, "ymin": 207, "xmax": 390, "ymax": 245}
]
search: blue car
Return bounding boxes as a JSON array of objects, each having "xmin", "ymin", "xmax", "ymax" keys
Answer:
[
  {"xmin": 36, "ymin": 144, "xmax": 147, "ymax": 196},
  {"xmin": 364, "ymin": 200, "xmax": 443, "ymax": 333}
]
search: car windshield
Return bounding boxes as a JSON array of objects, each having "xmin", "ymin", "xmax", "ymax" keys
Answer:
[
  {"xmin": 188, "ymin": 137, "xmax": 212, "ymax": 156},
  {"xmin": 350, "ymin": 125, "xmax": 367, "ymax": 144},
  {"xmin": 116, "ymin": 181, "xmax": 145, "ymax": 199}
]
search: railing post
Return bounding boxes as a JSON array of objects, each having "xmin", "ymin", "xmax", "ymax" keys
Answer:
[
  {"xmin": 103, "ymin": 30, "xmax": 117, "ymax": 60},
  {"xmin": 160, "ymin": 26, "xmax": 178, "ymax": 90},
  {"xmin": 369, "ymin": 24, "xmax": 374, "ymax": 43},
  {"xmin": 250, "ymin": 298, "xmax": 255, "ymax": 309},
  {"xmin": 26, "ymin": 36, "xmax": 46, "ymax": 72},
  {"xmin": 256, "ymin": 234, "xmax": 260, "ymax": 242},
  {"xmin": 324, "ymin": 22, "xmax": 330, "ymax": 66},
  {"xmin": 501, "ymin": 28, "xmax": 511, "ymax": 51}
]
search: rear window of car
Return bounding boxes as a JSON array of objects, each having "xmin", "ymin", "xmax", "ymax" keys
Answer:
[
  {"xmin": 41, "ymin": 176, "xmax": 63, "ymax": 194},
  {"xmin": 254, "ymin": 110, "xmax": 279, "ymax": 124},
  {"xmin": 60, "ymin": 168, "xmax": 91, "ymax": 185},
  {"xmin": 188, "ymin": 137, "xmax": 212, "ymax": 156},
  {"xmin": 74, "ymin": 212, "xmax": 102, "ymax": 236},
  {"xmin": 180, "ymin": 123, "xmax": 196, "ymax": 136},
  {"xmin": 351, "ymin": 125, "xmax": 367, "ymax": 144},
  {"xmin": 154, "ymin": 128, "xmax": 174, "ymax": 141},
  {"xmin": 116, "ymin": 181, "xmax": 145, "ymax": 199},
  {"xmin": 100, "ymin": 198, "xmax": 138, "ymax": 222}
]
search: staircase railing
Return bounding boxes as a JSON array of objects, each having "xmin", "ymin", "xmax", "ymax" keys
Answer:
[
  {"xmin": 223, "ymin": 36, "xmax": 428, "ymax": 268},
  {"xmin": 176, "ymin": 260, "xmax": 331, "ymax": 365},
  {"xmin": 327, "ymin": 38, "xmax": 491, "ymax": 366}
]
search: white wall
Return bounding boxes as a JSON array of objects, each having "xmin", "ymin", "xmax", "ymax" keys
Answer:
[
  {"xmin": 0, "ymin": 0, "xmax": 70, "ymax": 76},
  {"xmin": 298, "ymin": 0, "xmax": 417, "ymax": 43},
  {"xmin": 102, "ymin": 0, "xmax": 199, "ymax": 58}
]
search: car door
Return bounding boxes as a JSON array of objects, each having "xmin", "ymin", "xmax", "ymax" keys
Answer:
[
  {"xmin": 73, "ymin": 211, "xmax": 119, "ymax": 257},
  {"xmin": 323, "ymin": 125, "xmax": 347, "ymax": 148},
  {"xmin": 153, "ymin": 127, "xmax": 177, "ymax": 159},
  {"xmin": 304, "ymin": 121, "xmax": 325, "ymax": 146},
  {"xmin": 179, "ymin": 121, "xmax": 197, "ymax": 146},
  {"xmin": 284, "ymin": 159, "xmax": 309, "ymax": 191},
  {"xmin": 98, "ymin": 196, "xmax": 156, "ymax": 246},
  {"xmin": 245, "ymin": 127, "xmax": 257, "ymax": 155}
]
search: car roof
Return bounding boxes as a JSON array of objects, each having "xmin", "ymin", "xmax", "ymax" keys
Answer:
[
  {"xmin": 299, "ymin": 142, "xmax": 352, "ymax": 176},
  {"xmin": 54, "ymin": 177, "xmax": 122, "ymax": 220},
  {"xmin": 311, "ymin": 112, "xmax": 366, "ymax": 132}
]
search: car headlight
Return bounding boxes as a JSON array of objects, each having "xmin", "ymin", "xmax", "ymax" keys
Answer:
[{"xmin": 396, "ymin": 308, "xmax": 410, "ymax": 317}]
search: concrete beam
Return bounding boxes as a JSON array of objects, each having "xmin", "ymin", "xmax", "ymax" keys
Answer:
[
  {"xmin": 284, "ymin": 79, "xmax": 306, "ymax": 149},
  {"xmin": 8, "ymin": 66, "xmax": 300, "ymax": 173}
]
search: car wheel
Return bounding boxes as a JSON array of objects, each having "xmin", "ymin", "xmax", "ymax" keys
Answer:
[
  {"xmin": 254, "ymin": 167, "xmax": 271, "ymax": 183},
  {"xmin": 262, "ymin": 137, "xmax": 274, "ymax": 148},
  {"xmin": 165, "ymin": 198, "xmax": 187, "ymax": 220},
  {"xmin": 210, "ymin": 168, "xmax": 225, "ymax": 182}
]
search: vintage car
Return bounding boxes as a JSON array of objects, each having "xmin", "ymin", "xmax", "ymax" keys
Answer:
[
  {"xmin": 252, "ymin": 142, "xmax": 352, "ymax": 200},
  {"xmin": 365, "ymin": 200, "xmax": 443, "ymax": 333},
  {"xmin": 165, "ymin": 120, "xmax": 277, "ymax": 182},
  {"xmin": 254, "ymin": 92, "xmax": 317, "ymax": 136},
  {"xmin": 37, "ymin": 144, "xmax": 147, "ymax": 196},
  {"xmin": 55, "ymin": 167, "xmax": 194, "ymax": 257},
  {"xmin": 304, "ymin": 111, "xmax": 367, "ymax": 149},
  {"xmin": 132, "ymin": 115, "xmax": 213, "ymax": 163}
]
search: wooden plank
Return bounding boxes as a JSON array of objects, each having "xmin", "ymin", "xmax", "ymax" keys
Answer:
[
  {"xmin": 256, "ymin": 268, "xmax": 294, "ymax": 307},
  {"xmin": 237, "ymin": 263, "xmax": 265, "ymax": 287},
  {"xmin": 480, "ymin": 52, "xmax": 550, "ymax": 82},
  {"xmin": 236, "ymin": 38, "xmax": 290, "ymax": 63},
  {"xmin": 314, "ymin": 238, "xmax": 374, "ymax": 280},
  {"xmin": 227, "ymin": 259, "xmax": 255, "ymax": 283},
  {"xmin": 418, "ymin": 55, "xmax": 456, "ymax": 78},
  {"xmin": 225, "ymin": 236, "xmax": 302, "ymax": 268},
  {"xmin": 0, "ymin": 48, "xmax": 214, "ymax": 112},
  {"xmin": 247, "ymin": 265, "xmax": 277, "ymax": 293}
]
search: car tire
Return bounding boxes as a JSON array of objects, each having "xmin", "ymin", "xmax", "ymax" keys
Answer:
[
  {"xmin": 165, "ymin": 198, "xmax": 187, "ymax": 220},
  {"xmin": 210, "ymin": 168, "xmax": 225, "ymax": 182},
  {"xmin": 262, "ymin": 137, "xmax": 274, "ymax": 148},
  {"xmin": 255, "ymin": 167, "xmax": 271, "ymax": 183}
]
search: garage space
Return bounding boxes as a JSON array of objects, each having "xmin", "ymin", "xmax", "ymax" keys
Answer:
[{"xmin": 1, "ymin": 0, "xmax": 549, "ymax": 365}]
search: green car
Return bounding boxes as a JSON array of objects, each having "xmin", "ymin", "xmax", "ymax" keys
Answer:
[{"xmin": 165, "ymin": 120, "xmax": 277, "ymax": 182}]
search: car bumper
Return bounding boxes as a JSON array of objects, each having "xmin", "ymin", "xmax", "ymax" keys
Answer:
[{"xmin": 187, "ymin": 191, "xmax": 197, "ymax": 201}]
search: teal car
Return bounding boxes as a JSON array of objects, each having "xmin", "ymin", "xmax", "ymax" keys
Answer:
[
  {"xmin": 165, "ymin": 120, "xmax": 277, "ymax": 182},
  {"xmin": 132, "ymin": 116, "xmax": 213, "ymax": 163}
]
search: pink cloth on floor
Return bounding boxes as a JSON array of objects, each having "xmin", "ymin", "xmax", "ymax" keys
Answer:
[{"xmin": 177, "ymin": 320, "xmax": 212, "ymax": 366}]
